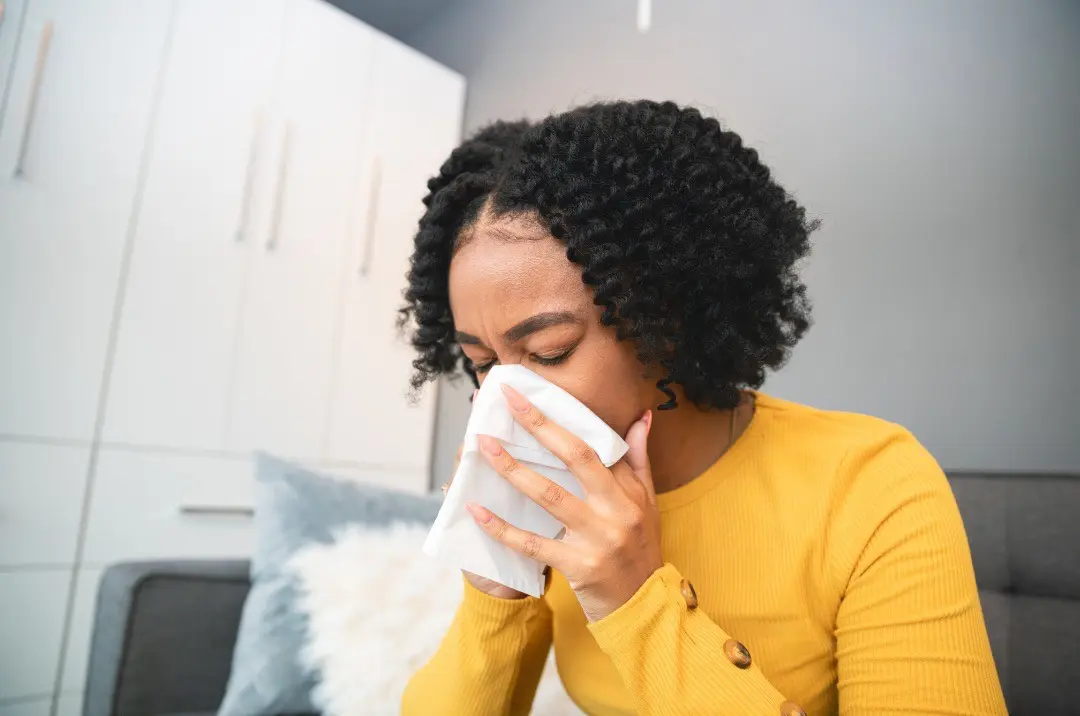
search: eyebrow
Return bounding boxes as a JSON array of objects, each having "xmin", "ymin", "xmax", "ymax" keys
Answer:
[{"xmin": 455, "ymin": 311, "xmax": 581, "ymax": 347}]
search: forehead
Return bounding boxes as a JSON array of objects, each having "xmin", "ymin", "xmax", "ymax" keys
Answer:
[{"xmin": 448, "ymin": 216, "xmax": 591, "ymax": 329}]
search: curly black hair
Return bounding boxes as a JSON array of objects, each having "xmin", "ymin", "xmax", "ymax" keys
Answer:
[{"xmin": 399, "ymin": 101, "xmax": 818, "ymax": 411}]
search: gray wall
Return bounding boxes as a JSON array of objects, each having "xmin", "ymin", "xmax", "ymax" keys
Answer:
[{"xmin": 409, "ymin": 0, "xmax": 1080, "ymax": 483}]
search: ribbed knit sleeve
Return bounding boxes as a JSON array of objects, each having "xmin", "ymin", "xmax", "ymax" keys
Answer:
[
  {"xmin": 829, "ymin": 431, "xmax": 1007, "ymax": 714},
  {"xmin": 401, "ymin": 576, "xmax": 553, "ymax": 716},
  {"xmin": 588, "ymin": 563, "xmax": 790, "ymax": 715}
]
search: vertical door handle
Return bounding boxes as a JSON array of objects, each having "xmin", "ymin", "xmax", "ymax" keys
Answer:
[
  {"xmin": 358, "ymin": 157, "xmax": 382, "ymax": 277},
  {"xmin": 13, "ymin": 21, "xmax": 54, "ymax": 179},
  {"xmin": 234, "ymin": 109, "xmax": 264, "ymax": 243},
  {"xmin": 265, "ymin": 121, "xmax": 291, "ymax": 251}
]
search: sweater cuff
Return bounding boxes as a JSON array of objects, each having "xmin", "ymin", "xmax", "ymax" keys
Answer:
[
  {"xmin": 460, "ymin": 575, "xmax": 544, "ymax": 627},
  {"xmin": 587, "ymin": 563, "xmax": 684, "ymax": 651}
]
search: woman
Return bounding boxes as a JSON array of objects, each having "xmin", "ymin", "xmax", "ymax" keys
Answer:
[{"xmin": 400, "ymin": 101, "xmax": 1005, "ymax": 715}]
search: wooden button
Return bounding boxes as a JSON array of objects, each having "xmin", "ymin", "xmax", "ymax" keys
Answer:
[
  {"xmin": 679, "ymin": 578, "xmax": 698, "ymax": 608},
  {"xmin": 723, "ymin": 639, "xmax": 752, "ymax": 668},
  {"xmin": 779, "ymin": 701, "xmax": 806, "ymax": 716}
]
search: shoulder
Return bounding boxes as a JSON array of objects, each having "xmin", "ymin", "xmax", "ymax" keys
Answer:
[
  {"xmin": 756, "ymin": 395, "xmax": 969, "ymax": 587},
  {"xmin": 754, "ymin": 392, "xmax": 943, "ymax": 485},
  {"xmin": 753, "ymin": 391, "xmax": 955, "ymax": 533}
]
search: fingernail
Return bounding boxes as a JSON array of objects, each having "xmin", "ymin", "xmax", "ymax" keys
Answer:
[
  {"xmin": 466, "ymin": 502, "xmax": 492, "ymax": 523},
  {"xmin": 479, "ymin": 434, "xmax": 503, "ymax": 457},
  {"xmin": 642, "ymin": 409, "xmax": 653, "ymax": 432},
  {"xmin": 501, "ymin": 384, "xmax": 529, "ymax": 412}
]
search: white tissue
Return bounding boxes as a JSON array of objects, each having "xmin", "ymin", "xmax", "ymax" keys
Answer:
[{"xmin": 422, "ymin": 365, "xmax": 629, "ymax": 597}]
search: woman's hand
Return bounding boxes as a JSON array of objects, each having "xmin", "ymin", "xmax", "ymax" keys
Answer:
[
  {"xmin": 465, "ymin": 384, "xmax": 662, "ymax": 622},
  {"xmin": 444, "ymin": 435, "xmax": 528, "ymax": 600}
]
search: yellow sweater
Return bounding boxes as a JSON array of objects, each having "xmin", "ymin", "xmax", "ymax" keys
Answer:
[{"xmin": 403, "ymin": 393, "xmax": 1006, "ymax": 715}]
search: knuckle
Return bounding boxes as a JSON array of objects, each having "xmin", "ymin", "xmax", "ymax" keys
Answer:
[
  {"xmin": 605, "ymin": 526, "xmax": 628, "ymax": 549},
  {"xmin": 501, "ymin": 455, "xmax": 520, "ymax": 476},
  {"xmin": 527, "ymin": 411, "xmax": 547, "ymax": 432},
  {"xmin": 492, "ymin": 519, "xmax": 509, "ymax": 542},
  {"xmin": 580, "ymin": 554, "xmax": 602, "ymax": 574},
  {"xmin": 540, "ymin": 481, "xmax": 565, "ymax": 507},
  {"xmin": 522, "ymin": 535, "xmax": 541, "ymax": 558},
  {"xmin": 570, "ymin": 441, "xmax": 596, "ymax": 465}
]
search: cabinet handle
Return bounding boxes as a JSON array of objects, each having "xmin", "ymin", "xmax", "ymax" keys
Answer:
[
  {"xmin": 358, "ymin": 157, "xmax": 382, "ymax": 277},
  {"xmin": 12, "ymin": 21, "xmax": 53, "ymax": 179},
  {"xmin": 266, "ymin": 122, "xmax": 291, "ymax": 251},
  {"xmin": 178, "ymin": 505, "xmax": 254, "ymax": 517},
  {"xmin": 234, "ymin": 109, "xmax": 264, "ymax": 243}
]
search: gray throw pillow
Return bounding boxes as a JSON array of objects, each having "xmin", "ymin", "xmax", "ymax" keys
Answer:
[{"xmin": 218, "ymin": 453, "xmax": 441, "ymax": 716}]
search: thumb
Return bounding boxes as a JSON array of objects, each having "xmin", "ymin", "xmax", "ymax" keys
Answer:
[{"xmin": 623, "ymin": 410, "xmax": 655, "ymax": 501}]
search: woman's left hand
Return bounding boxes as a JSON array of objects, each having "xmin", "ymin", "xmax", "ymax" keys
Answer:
[{"xmin": 465, "ymin": 384, "xmax": 663, "ymax": 622}]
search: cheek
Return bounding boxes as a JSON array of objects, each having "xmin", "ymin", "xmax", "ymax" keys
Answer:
[{"xmin": 544, "ymin": 340, "xmax": 648, "ymax": 437}]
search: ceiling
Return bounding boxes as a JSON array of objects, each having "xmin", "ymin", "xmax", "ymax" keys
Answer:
[{"xmin": 328, "ymin": 0, "xmax": 456, "ymax": 42}]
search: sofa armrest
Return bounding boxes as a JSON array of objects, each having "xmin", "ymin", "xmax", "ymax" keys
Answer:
[{"xmin": 84, "ymin": 560, "xmax": 251, "ymax": 716}]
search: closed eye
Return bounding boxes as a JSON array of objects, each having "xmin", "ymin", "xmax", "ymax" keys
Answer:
[
  {"xmin": 472, "ymin": 358, "xmax": 498, "ymax": 374},
  {"xmin": 470, "ymin": 345, "xmax": 577, "ymax": 374},
  {"xmin": 533, "ymin": 349, "xmax": 574, "ymax": 367}
]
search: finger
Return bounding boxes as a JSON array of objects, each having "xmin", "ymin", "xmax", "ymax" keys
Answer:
[
  {"xmin": 499, "ymin": 384, "xmax": 616, "ymax": 498},
  {"xmin": 440, "ymin": 441, "xmax": 466, "ymax": 497},
  {"xmin": 622, "ymin": 410, "xmax": 656, "ymax": 503},
  {"xmin": 466, "ymin": 502, "xmax": 569, "ymax": 568},
  {"xmin": 478, "ymin": 434, "xmax": 588, "ymax": 529}
]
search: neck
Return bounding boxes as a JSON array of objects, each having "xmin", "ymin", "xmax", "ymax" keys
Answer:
[{"xmin": 646, "ymin": 395, "xmax": 741, "ymax": 494}]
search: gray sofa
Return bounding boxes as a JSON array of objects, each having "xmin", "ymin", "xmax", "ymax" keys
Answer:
[{"xmin": 83, "ymin": 471, "xmax": 1080, "ymax": 716}]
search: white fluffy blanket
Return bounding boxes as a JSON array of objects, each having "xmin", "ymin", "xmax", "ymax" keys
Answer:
[{"xmin": 288, "ymin": 523, "xmax": 584, "ymax": 715}]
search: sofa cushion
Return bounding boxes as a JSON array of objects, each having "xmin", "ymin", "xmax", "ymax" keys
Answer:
[
  {"xmin": 85, "ymin": 561, "xmax": 250, "ymax": 716},
  {"xmin": 949, "ymin": 472, "xmax": 1080, "ymax": 715},
  {"xmin": 217, "ymin": 454, "xmax": 440, "ymax": 716}
]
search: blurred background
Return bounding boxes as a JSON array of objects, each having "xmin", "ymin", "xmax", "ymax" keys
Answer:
[
  {"xmin": 398, "ymin": 0, "xmax": 1080, "ymax": 480},
  {"xmin": 0, "ymin": 1, "xmax": 1076, "ymax": 715}
]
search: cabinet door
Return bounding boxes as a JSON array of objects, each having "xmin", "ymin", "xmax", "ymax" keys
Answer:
[
  {"xmin": 322, "ymin": 37, "xmax": 465, "ymax": 481},
  {"xmin": 227, "ymin": 0, "xmax": 376, "ymax": 459},
  {"xmin": 0, "ymin": 1, "xmax": 172, "ymax": 441},
  {"xmin": 102, "ymin": 0, "xmax": 284, "ymax": 450},
  {"xmin": 82, "ymin": 449, "xmax": 255, "ymax": 565},
  {"xmin": 0, "ymin": 0, "xmax": 28, "ymax": 109},
  {"xmin": 59, "ymin": 568, "xmax": 103, "ymax": 699},
  {"xmin": 0, "ymin": 441, "xmax": 90, "ymax": 567},
  {"xmin": 0, "ymin": 570, "xmax": 70, "ymax": 702}
]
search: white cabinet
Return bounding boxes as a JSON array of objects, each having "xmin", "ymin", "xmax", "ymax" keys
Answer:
[
  {"xmin": 0, "ymin": 570, "xmax": 70, "ymax": 702},
  {"xmin": 0, "ymin": 700, "xmax": 50, "ymax": 716},
  {"xmin": 60, "ymin": 568, "xmax": 104, "ymax": 696},
  {"xmin": 0, "ymin": 0, "xmax": 28, "ymax": 108},
  {"xmin": 322, "ymin": 37, "xmax": 465, "ymax": 478},
  {"xmin": 0, "ymin": 442, "xmax": 90, "ymax": 566},
  {"xmin": 102, "ymin": 0, "xmax": 285, "ymax": 450},
  {"xmin": 226, "ymin": 0, "xmax": 377, "ymax": 459},
  {"xmin": 0, "ymin": 0, "xmax": 172, "ymax": 441},
  {"xmin": 82, "ymin": 450, "xmax": 255, "ymax": 565},
  {"xmin": 1, "ymin": 2, "xmax": 463, "ymax": 710}
]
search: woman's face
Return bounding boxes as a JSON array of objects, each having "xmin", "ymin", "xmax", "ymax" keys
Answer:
[{"xmin": 448, "ymin": 213, "xmax": 656, "ymax": 438}]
